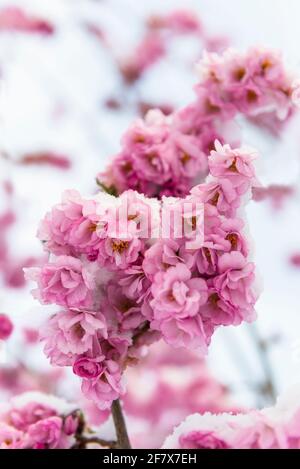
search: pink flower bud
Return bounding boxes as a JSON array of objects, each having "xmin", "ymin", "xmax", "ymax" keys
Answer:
[
  {"xmin": 73, "ymin": 357, "xmax": 103, "ymax": 379},
  {"xmin": 63, "ymin": 414, "xmax": 79, "ymax": 436}
]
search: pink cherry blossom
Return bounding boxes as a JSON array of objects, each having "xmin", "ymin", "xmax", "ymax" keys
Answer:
[
  {"xmin": 8, "ymin": 402, "xmax": 56, "ymax": 432},
  {"xmin": 33, "ymin": 144, "xmax": 259, "ymax": 406},
  {"xmin": 101, "ymin": 283, "xmax": 143, "ymax": 331},
  {"xmin": 209, "ymin": 141, "xmax": 257, "ymax": 184},
  {"xmin": 98, "ymin": 232, "xmax": 142, "ymax": 270},
  {"xmin": 38, "ymin": 190, "xmax": 102, "ymax": 256},
  {"xmin": 30, "ymin": 43, "xmax": 266, "ymax": 412},
  {"xmin": 99, "ymin": 48, "xmax": 296, "ymax": 199},
  {"xmin": 42, "ymin": 309, "xmax": 107, "ymax": 366},
  {"xmin": 143, "ymin": 240, "xmax": 187, "ymax": 281},
  {"xmin": 212, "ymin": 251, "xmax": 257, "ymax": 324},
  {"xmin": 191, "ymin": 178, "xmax": 243, "ymax": 217},
  {"xmin": 0, "ymin": 313, "xmax": 13, "ymax": 340},
  {"xmin": 151, "ymin": 263, "xmax": 208, "ymax": 319},
  {"xmin": 0, "ymin": 392, "xmax": 82, "ymax": 450},
  {"xmin": 73, "ymin": 357, "xmax": 104, "ymax": 379},
  {"xmin": 81, "ymin": 359, "xmax": 124, "ymax": 410},
  {"xmin": 119, "ymin": 263, "xmax": 151, "ymax": 302},
  {"xmin": 27, "ymin": 256, "xmax": 94, "ymax": 309},
  {"xmin": 150, "ymin": 264, "xmax": 208, "ymax": 349},
  {"xmin": 27, "ymin": 416, "xmax": 63, "ymax": 449}
]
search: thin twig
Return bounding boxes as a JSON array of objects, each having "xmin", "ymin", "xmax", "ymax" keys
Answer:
[
  {"xmin": 248, "ymin": 323, "xmax": 276, "ymax": 403},
  {"xmin": 73, "ymin": 436, "xmax": 117, "ymax": 449}
]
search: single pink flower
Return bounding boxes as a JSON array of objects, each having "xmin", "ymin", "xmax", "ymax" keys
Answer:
[
  {"xmin": 81, "ymin": 360, "xmax": 124, "ymax": 410},
  {"xmin": 98, "ymin": 233, "xmax": 142, "ymax": 270},
  {"xmin": 164, "ymin": 131, "xmax": 208, "ymax": 182},
  {"xmin": 211, "ymin": 251, "xmax": 257, "ymax": 324},
  {"xmin": 27, "ymin": 416, "xmax": 63, "ymax": 449},
  {"xmin": 191, "ymin": 178, "xmax": 243, "ymax": 217},
  {"xmin": 150, "ymin": 264, "xmax": 209, "ymax": 349},
  {"xmin": 102, "ymin": 283, "xmax": 143, "ymax": 331},
  {"xmin": 27, "ymin": 256, "xmax": 94, "ymax": 309},
  {"xmin": 209, "ymin": 141, "xmax": 257, "ymax": 183},
  {"xmin": 42, "ymin": 309, "xmax": 107, "ymax": 366},
  {"xmin": 143, "ymin": 240, "xmax": 189, "ymax": 281},
  {"xmin": 151, "ymin": 263, "xmax": 208, "ymax": 319},
  {"xmin": 38, "ymin": 190, "xmax": 102, "ymax": 256},
  {"xmin": 73, "ymin": 357, "xmax": 104, "ymax": 379}
]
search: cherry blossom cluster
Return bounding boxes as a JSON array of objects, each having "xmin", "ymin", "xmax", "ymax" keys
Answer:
[
  {"xmin": 27, "ymin": 140, "xmax": 259, "ymax": 411},
  {"xmin": 0, "ymin": 392, "xmax": 81, "ymax": 449},
  {"xmin": 119, "ymin": 9, "xmax": 226, "ymax": 84},
  {"xmin": 163, "ymin": 385, "xmax": 300, "ymax": 449},
  {"xmin": 195, "ymin": 47, "xmax": 296, "ymax": 132},
  {"xmin": 99, "ymin": 47, "xmax": 297, "ymax": 198}
]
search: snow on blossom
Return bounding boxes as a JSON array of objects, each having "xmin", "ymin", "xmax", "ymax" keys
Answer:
[
  {"xmin": 0, "ymin": 392, "xmax": 79, "ymax": 449},
  {"xmin": 28, "ymin": 137, "xmax": 259, "ymax": 411},
  {"xmin": 163, "ymin": 384, "xmax": 300, "ymax": 449}
]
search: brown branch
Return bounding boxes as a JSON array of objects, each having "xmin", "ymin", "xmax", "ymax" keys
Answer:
[
  {"xmin": 72, "ymin": 436, "xmax": 117, "ymax": 449},
  {"xmin": 111, "ymin": 399, "xmax": 131, "ymax": 449},
  {"xmin": 68, "ymin": 409, "xmax": 117, "ymax": 449}
]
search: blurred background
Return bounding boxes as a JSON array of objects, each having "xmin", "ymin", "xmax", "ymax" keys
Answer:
[{"xmin": 1, "ymin": 0, "xmax": 300, "ymax": 448}]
